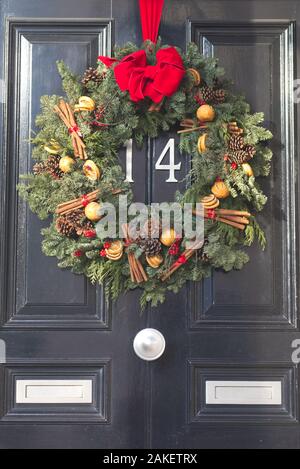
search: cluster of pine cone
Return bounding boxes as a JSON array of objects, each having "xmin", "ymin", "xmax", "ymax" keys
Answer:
[
  {"xmin": 81, "ymin": 67, "xmax": 105, "ymax": 86},
  {"xmin": 33, "ymin": 155, "xmax": 62, "ymax": 179},
  {"xmin": 198, "ymin": 85, "xmax": 226, "ymax": 104},
  {"xmin": 227, "ymin": 135, "xmax": 256, "ymax": 164},
  {"xmin": 136, "ymin": 219, "xmax": 162, "ymax": 256},
  {"xmin": 55, "ymin": 209, "xmax": 93, "ymax": 238},
  {"xmin": 138, "ymin": 238, "xmax": 162, "ymax": 256}
]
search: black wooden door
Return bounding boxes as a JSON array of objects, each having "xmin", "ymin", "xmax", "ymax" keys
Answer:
[{"xmin": 0, "ymin": 0, "xmax": 299, "ymax": 449}]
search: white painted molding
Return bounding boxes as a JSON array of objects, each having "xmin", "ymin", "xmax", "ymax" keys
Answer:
[
  {"xmin": 205, "ymin": 380, "xmax": 282, "ymax": 405},
  {"xmin": 16, "ymin": 379, "xmax": 93, "ymax": 404}
]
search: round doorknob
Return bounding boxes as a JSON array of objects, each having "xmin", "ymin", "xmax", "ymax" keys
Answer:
[{"xmin": 133, "ymin": 328, "xmax": 165, "ymax": 361}]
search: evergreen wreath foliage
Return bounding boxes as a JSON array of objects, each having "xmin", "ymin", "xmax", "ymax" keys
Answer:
[{"xmin": 19, "ymin": 41, "xmax": 272, "ymax": 308}]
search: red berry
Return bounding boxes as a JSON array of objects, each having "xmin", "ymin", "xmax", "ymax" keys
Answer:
[
  {"xmin": 231, "ymin": 162, "xmax": 238, "ymax": 170},
  {"xmin": 84, "ymin": 229, "xmax": 96, "ymax": 238},
  {"xmin": 169, "ymin": 243, "xmax": 179, "ymax": 256},
  {"xmin": 100, "ymin": 249, "xmax": 107, "ymax": 257},
  {"xmin": 103, "ymin": 241, "xmax": 111, "ymax": 249},
  {"xmin": 73, "ymin": 250, "xmax": 83, "ymax": 257}
]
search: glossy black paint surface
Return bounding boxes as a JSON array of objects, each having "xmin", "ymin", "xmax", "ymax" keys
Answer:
[{"xmin": 0, "ymin": 0, "xmax": 300, "ymax": 449}]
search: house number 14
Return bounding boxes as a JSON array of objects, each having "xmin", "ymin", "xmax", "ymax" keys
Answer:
[{"xmin": 124, "ymin": 138, "xmax": 182, "ymax": 183}]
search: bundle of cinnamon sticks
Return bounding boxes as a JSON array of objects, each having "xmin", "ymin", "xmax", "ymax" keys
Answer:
[
  {"xmin": 161, "ymin": 239, "xmax": 203, "ymax": 282},
  {"xmin": 122, "ymin": 224, "xmax": 148, "ymax": 284},
  {"xmin": 56, "ymin": 189, "xmax": 100, "ymax": 215},
  {"xmin": 54, "ymin": 99, "xmax": 87, "ymax": 159},
  {"xmin": 177, "ymin": 118, "xmax": 207, "ymax": 134},
  {"xmin": 193, "ymin": 208, "xmax": 251, "ymax": 230},
  {"xmin": 56, "ymin": 188, "xmax": 122, "ymax": 216}
]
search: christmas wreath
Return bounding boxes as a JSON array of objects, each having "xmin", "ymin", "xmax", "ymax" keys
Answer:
[{"xmin": 19, "ymin": 39, "xmax": 272, "ymax": 308}]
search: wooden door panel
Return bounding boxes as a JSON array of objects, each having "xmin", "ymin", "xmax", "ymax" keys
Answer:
[
  {"xmin": 2, "ymin": 19, "xmax": 112, "ymax": 329},
  {"xmin": 0, "ymin": 4, "xmax": 146, "ymax": 449},
  {"xmin": 1, "ymin": 361, "xmax": 110, "ymax": 423},
  {"xmin": 150, "ymin": 2, "xmax": 300, "ymax": 449},
  {"xmin": 188, "ymin": 21, "xmax": 297, "ymax": 329}
]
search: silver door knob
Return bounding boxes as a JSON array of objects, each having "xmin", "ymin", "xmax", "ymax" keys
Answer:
[{"xmin": 133, "ymin": 328, "xmax": 165, "ymax": 361}]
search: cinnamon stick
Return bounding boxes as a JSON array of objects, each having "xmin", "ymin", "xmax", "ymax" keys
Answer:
[
  {"xmin": 177, "ymin": 125, "xmax": 207, "ymax": 134},
  {"xmin": 56, "ymin": 188, "xmax": 123, "ymax": 215},
  {"xmin": 180, "ymin": 118, "xmax": 196, "ymax": 128},
  {"xmin": 216, "ymin": 209, "xmax": 251, "ymax": 217},
  {"xmin": 219, "ymin": 215, "xmax": 249, "ymax": 225},
  {"xmin": 215, "ymin": 216, "xmax": 245, "ymax": 230},
  {"xmin": 121, "ymin": 224, "xmax": 148, "ymax": 283},
  {"xmin": 57, "ymin": 189, "xmax": 100, "ymax": 208},
  {"xmin": 192, "ymin": 208, "xmax": 248, "ymax": 231},
  {"xmin": 54, "ymin": 99, "xmax": 87, "ymax": 159}
]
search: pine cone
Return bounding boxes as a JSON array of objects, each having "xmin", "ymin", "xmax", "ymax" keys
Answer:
[
  {"xmin": 199, "ymin": 86, "xmax": 215, "ymax": 103},
  {"xmin": 228, "ymin": 149, "xmax": 252, "ymax": 164},
  {"xmin": 33, "ymin": 161, "xmax": 46, "ymax": 175},
  {"xmin": 213, "ymin": 88, "xmax": 225, "ymax": 103},
  {"xmin": 138, "ymin": 238, "xmax": 162, "ymax": 256},
  {"xmin": 228, "ymin": 135, "xmax": 244, "ymax": 151},
  {"xmin": 81, "ymin": 67, "xmax": 103, "ymax": 85},
  {"xmin": 199, "ymin": 86, "xmax": 226, "ymax": 104},
  {"xmin": 244, "ymin": 144, "xmax": 256, "ymax": 159},
  {"xmin": 45, "ymin": 155, "xmax": 63, "ymax": 179},
  {"xmin": 56, "ymin": 209, "xmax": 93, "ymax": 238}
]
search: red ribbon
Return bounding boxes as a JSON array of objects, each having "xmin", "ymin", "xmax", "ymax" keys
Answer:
[
  {"xmin": 81, "ymin": 194, "xmax": 89, "ymax": 207},
  {"xmin": 175, "ymin": 254, "xmax": 187, "ymax": 266},
  {"xmin": 206, "ymin": 209, "xmax": 216, "ymax": 220},
  {"xmin": 98, "ymin": 47, "xmax": 185, "ymax": 103},
  {"xmin": 139, "ymin": 0, "xmax": 164, "ymax": 43},
  {"xmin": 68, "ymin": 125, "xmax": 79, "ymax": 134}
]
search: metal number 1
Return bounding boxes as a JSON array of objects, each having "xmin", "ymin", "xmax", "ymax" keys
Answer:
[{"xmin": 124, "ymin": 139, "xmax": 133, "ymax": 182}]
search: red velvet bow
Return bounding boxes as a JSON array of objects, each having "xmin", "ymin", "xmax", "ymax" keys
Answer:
[{"xmin": 98, "ymin": 47, "xmax": 185, "ymax": 103}]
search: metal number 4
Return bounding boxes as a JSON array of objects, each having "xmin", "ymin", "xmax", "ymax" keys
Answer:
[{"xmin": 155, "ymin": 138, "xmax": 181, "ymax": 182}]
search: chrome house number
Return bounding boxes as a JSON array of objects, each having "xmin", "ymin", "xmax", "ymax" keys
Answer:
[{"xmin": 124, "ymin": 138, "xmax": 181, "ymax": 183}]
